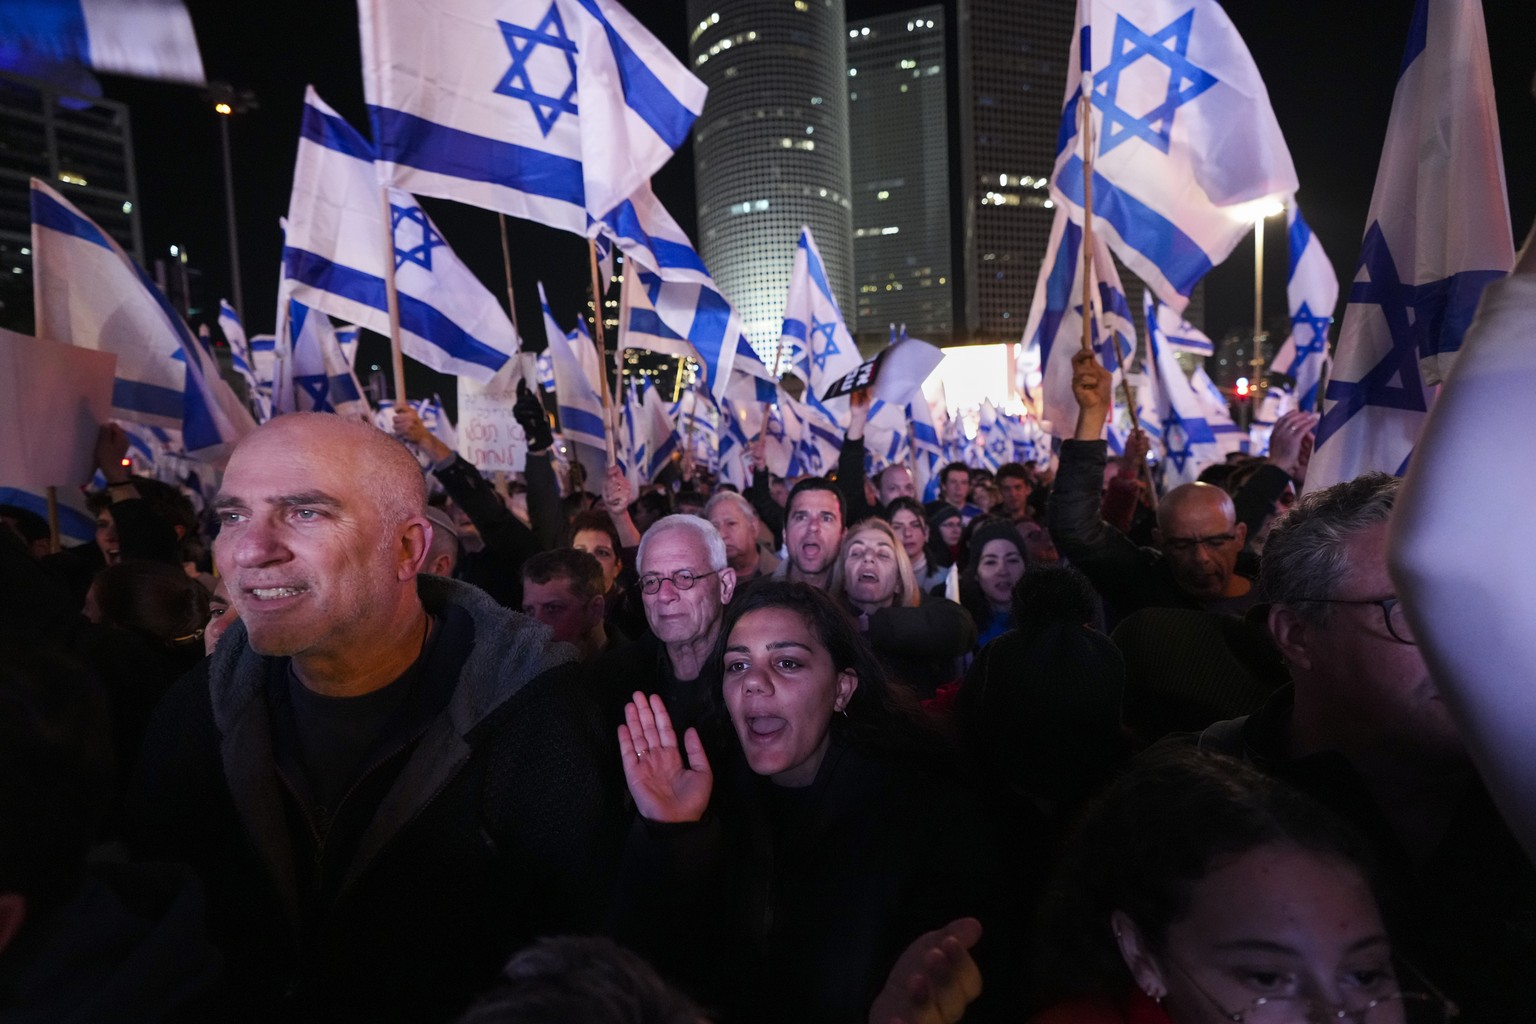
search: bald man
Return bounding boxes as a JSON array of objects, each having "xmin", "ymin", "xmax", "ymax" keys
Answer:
[
  {"xmin": 127, "ymin": 414, "xmax": 618, "ymax": 1023},
  {"xmin": 1049, "ymin": 352, "xmax": 1258, "ymax": 619}
]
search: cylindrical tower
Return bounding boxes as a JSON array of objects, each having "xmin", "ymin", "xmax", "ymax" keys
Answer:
[{"xmin": 686, "ymin": 0, "xmax": 856, "ymax": 360}]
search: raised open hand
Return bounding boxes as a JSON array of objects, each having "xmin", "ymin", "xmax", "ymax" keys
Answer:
[
  {"xmin": 868, "ymin": 917, "xmax": 984, "ymax": 1024},
  {"xmin": 618, "ymin": 692, "xmax": 712, "ymax": 823}
]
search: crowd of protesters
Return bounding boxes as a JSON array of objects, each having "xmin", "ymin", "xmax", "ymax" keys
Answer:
[{"xmin": 3, "ymin": 271, "xmax": 1533, "ymax": 1023}]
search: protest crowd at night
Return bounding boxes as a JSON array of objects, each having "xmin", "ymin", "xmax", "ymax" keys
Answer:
[{"xmin": 4, "ymin": 0, "xmax": 1536, "ymax": 1021}]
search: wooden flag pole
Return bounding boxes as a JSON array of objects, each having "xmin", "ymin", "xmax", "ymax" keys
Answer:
[
  {"xmin": 497, "ymin": 214, "xmax": 523, "ymax": 340},
  {"xmin": 587, "ymin": 239, "xmax": 616, "ymax": 463},
  {"xmin": 380, "ymin": 188, "xmax": 407, "ymax": 405},
  {"xmin": 33, "ymin": 260, "xmax": 63, "ymax": 553}
]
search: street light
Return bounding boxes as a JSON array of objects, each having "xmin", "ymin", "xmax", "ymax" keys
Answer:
[{"xmin": 206, "ymin": 82, "xmax": 258, "ymax": 324}]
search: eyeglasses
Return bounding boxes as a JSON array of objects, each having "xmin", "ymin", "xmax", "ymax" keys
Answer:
[
  {"xmin": 638, "ymin": 569, "xmax": 720, "ymax": 595},
  {"xmin": 1163, "ymin": 532, "xmax": 1238, "ymax": 554},
  {"xmin": 1292, "ymin": 595, "xmax": 1415, "ymax": 645},
  {"xmin": 1168, "ymin": 956, "xmax": 1457, "ymax": 1023}
]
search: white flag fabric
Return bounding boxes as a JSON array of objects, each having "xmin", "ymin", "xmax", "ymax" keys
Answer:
[
  {"xmin": 1154, "ymin": 303, "xmax": 1215, "ymax": 356},
  {"xmin": 276, "ymin": 295, "xmax": 371, "ymax": 422},
  {"xmin": 1, "ymin": 0, "xmax": 205, "ymax": 84},
  {"xmin": 360, "ymin": 0, "xmax": 706, "ymax": 234},
  {"xmin": 1265, "ymin": 205, "xmax": 1337, "ymax": 414},
  {"xmin": 249, "ymin": 334, "xmax": 276, "ymax": 386},
  {"xmin": 1021, "ymin": 208, "xmax": 1138, "ymax": 443},
  {"xmin": 0, "ymin": 486, "xmax": 96, "ymax": 545},
  {"xmin": 779, "ymin": 227, "xmax": 863, "ymax": 399},
  {"xmin": 1051, "ymin": 0, "xmax": 1297, "ymax": 311},
  {"xmin": 716, "ymin": 398, "xmax": 754, "ymax": 492},
  {"xmin": 218, "ymin": 299, "xmax": 256, "ymax": 389},
  {"xmin": 616, "ymin": 383, "xmax": 678, "ymax": 489},
  {"xmin": 282, "ymin": 88, "xmax": 520, "ymax": 383},
  {"xmin": 31, "ymin": 179, "xmax": 254, "ymax": 455},
  {"xmin": 1143, "ymin": 292, "xmax": 1244, "ymax": 485},
  {"xmin": 539, "ymin": 282, "xmax": 608, "ymax": 486},
  {"xmin": 1306, "ymin": 0, "xmax": 1512, "ymax": 492},
  {"xmin": 334, "ymin": 324, "xmax": 362, "ymax": 368}
]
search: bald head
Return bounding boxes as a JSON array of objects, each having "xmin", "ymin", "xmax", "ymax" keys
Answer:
[
  {"xmin": 212, "ymin": 414, "xmax": 432, "ymax": 694},
  {"xmin": 1157, "ymin": 482, "xmax": 1236, "ymax": 534},
  {"xmin": 1154, "ymin": 482, "xmax": 1248, "ymax": 602}
]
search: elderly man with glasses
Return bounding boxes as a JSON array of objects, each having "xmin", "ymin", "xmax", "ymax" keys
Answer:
[
  {"xmin": 1193, "ymin": 472, "xmax": 1536, "ymax": 1021},
  {"xmin": 588, "ymin": 515, "xmax": 736, "ymax": 739}
]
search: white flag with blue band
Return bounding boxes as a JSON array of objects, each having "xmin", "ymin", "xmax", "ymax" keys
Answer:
[
  {"xmin": 0, "ymin": 0, "xmax": 205, "ymax": 85},
  {"xmin": 1051, "ymin": 0, "xmax": 1297, "ymax": 311},
  {"xmin": 1020, "ymin": 208, "xmax": 1141, "ymax": 443},
  {"xmin": 1268, "ymin": 205, "xmax": 1337, "ymax": 413},
  {"xmin": 1305, "ymin": 0, "xmax": 1512, "ymax": 492},
  {"xmin": 276, "ymin": 295, "xmax": 370, "ymax": 422},
  {"xmin": 283, "ymin": 88, "xmax": 520, "ymax": 384},
  {"xmin": 1143, "ymin": 291, "xmax": 1244, "ymax": 485},
  {"xmin": 779, "ymin": 227, "xmax": 863, "ymax": 403},
  {"xmin": 539, "ymin": 281, "xmax": 608, "ymax": 487},
  {"xmin": 619, "ymin": 265, "xmax": 773, "ymax": 401},
  {"xmin": 30, "ymin": 179, "xmax": 254, "ymax": 456},
  {"xmin": 359, "ymin": 0, "xmax": 706, "ymax": 236}
]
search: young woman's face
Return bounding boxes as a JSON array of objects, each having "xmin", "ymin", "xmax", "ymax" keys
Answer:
[
  {"xmin": 976, "ymin": 539, "xmax": 1025, "ymax": 609},
  {"xmin": 937, "ymin": 516, "xmax": 963, "ymax": 548},
  {"xmin": 841, "ymin": 528, "xmax": 901, "ymax": 610},
  {"xmin": 889, "ymin": 510, "xmax": 927, "ymax": 561},
  {"xmin": 721, "ymin": 607, "xmax": 857, "ymax": 788},
  {"xmin": 1119, "ymin": 844, "xmax": 1402, "ymax": 1024}
]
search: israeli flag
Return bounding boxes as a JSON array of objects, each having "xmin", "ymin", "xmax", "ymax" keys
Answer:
[
  {"xmin": 779, "ymin": 227, "xmax": 864, "ymax": 401},
  {"xmin": 360, "ymin": 0, "xmax": 706, "ymax": 236},
  {"xmin": 30, "ymin": 179, "xmax": 254, "ymax": 455},
  {"xmin": 218, "ymin": 300, "xmax": 256, "ymax": 388},
  {"xmin": 276, "ymin": 296, "xmax": 370, "ymax": 422},
  {"xmin": 0, "ymin": 0, "xmax": 205, "ymax": 85},
  {"xmin": 1143, "ymin": 291, "xmax": 1244, "ymax": 485},
  {"xmin": 1153, "ymin": 303, "xmax": 1215, "ymax": 356},
  {"xmin": 334, "ymin": 324, "xmax": 362, "ymax": 368},
  {"xmin": 716, "ymin": 398, "xmax": 754, "ymax": 492},
  {"xmin": 1306, "ymin": 0, "xmax": 1512, "ymax": 492},
  {"xmin": 616, "ymin": 380, "xmax": 679, "ymax": 489},
  {"xmin": 1051, "ymin": 0, "xmax": 1297, "ymax": 311},
  {"xmin": 909, "ymin": 391, "xmax": 944, "ymax": 499},
  {"xmin": 0, "ymin": 487, "xmax": 96, "ymax": 545},
  {"xmin": 597, "ymin": 181, "xmax": 713, "ymax": 287},
  {"xmin": 671, "ymin": 385, "xmax": 721, "ymax": 473},
  {"xmin": 282, "ymin": 88, "xmax": 521, "ymax": 383},
  {"xmin": 539, "ymin": 281, "xmax": 608, "ymax": 486},
  {"xmin": 1021, "ymin": 208, "xmax": 1138, "ymax": 442},
  {"xmin": 249, "ymin": 333, "xmax": 276, "ymax": 386},
  {"xmin": 619, "ymin": 266, "xmax": 770, "ymax": 401},
  {"xmin": 1263, "ymin": 206, "xmax": 1338, "ymax": 414}
]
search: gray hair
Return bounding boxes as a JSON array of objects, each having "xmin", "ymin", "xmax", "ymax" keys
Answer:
[
  {"xmin": 1260, "ymin": 472, "xmax": 1399, "ymax": 621},
  {"xmin": 637, "ymin": 514, "xmax": 729, "ymax": 574},
  {"xmin": 704, "ymin": 489, "xmax": 757, "ymax": 526}
]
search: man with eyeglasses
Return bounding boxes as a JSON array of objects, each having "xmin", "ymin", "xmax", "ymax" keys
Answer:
[
  {"xmin": 588, "ymin": 515, "xmax": 736, "ymax": 738},
  {"xmin": 1196, "ymin": 472, "xmax": 1536, "ymax": 1021},
  {"xmin": 1049, "ymin": 351, "xmax": 1259, "ymax": 621}
]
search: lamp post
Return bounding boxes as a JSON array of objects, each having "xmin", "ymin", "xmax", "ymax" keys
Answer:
[
  {"xmin": 207, "ymin": 82, "xmax": 258, "ymax": 324},
  {"xmin": 1247, "ymin": 200, "xmax": 1287, "ymax": 428}
]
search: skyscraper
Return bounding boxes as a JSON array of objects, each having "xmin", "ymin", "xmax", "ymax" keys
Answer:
[
  {"xmin": 955, "ymin": 0, "xmax": 1073, "ymax": 342},
  {"xmin": 846, "ymin": 7, "xmax": 953, "ymax": 344},
  {"xmin": 686, "ymin": 0, "xmax": 856, "ymax": 366}
]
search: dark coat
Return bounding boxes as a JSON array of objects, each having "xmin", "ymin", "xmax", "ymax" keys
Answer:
[
  {"xmin": 610, "ymin": 742, "xmax": 1005, "ymax": 1024},
  {"xmin": 126, "ymin": 576, "xmax": 623, "ymax": 1024}
]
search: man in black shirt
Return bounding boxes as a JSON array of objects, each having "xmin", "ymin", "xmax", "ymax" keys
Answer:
[{"xmin": 128, "ymin": 413, "xmax": 618, "ymax": 1023}]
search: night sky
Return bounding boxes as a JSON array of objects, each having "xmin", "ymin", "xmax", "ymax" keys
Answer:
[{"xmin": 97, "ymin": 0, "xmax": 1536, "ymax": 398}]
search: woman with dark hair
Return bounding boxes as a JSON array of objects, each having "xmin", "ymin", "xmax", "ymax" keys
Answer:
[
  {"xmin": 959, "ymin": 519, "xmax": 1030, "ymax": 648},
  {"xmin": 610, "ymin": 581, "xmax": 1004, "ymax": 1024},
  {"xmin": 1029, "ymin": 747, "xmax": 1456, "ymax": 1024}
]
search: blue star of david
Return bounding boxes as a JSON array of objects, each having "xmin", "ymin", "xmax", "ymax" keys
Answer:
[
  {"xmin": 802, "ymin": 444, "xmax": 823, "ymax": 473},
  {"xmin": 1092, "ymin": 11, "xmax": 1219, "ymax": 155},
  {"xmin": 810, "ymin": 316, "xmax": 840, "ymax": 372},
  {"xmin": 390, "ymin": 205, "xmax": 444, "ymax": 271},
  {"xmin": 296, "ymin": 375, "xmax": 334, "ymax": 414},
  {"xmin": 495, "ymin": 4, "xmax": 578, "ymax": 137},
  {"xmin": 1315, "ymin": 224, "xmax": 1427, "ymax": 449},
  {"xmin": 1161, "ymin": 412, "xmax": 1193, "ymax": 472},
  {"xmin": 988, "ymin": 434, "xmax": 1009, "ymax": 458},
  {"xmin": 765, "ymin": 414, "xmax": 786, "ymax": 444},
  {"xmin": 1286, "ymin": 301, "xmax": 1332, "ymax": 370}
]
